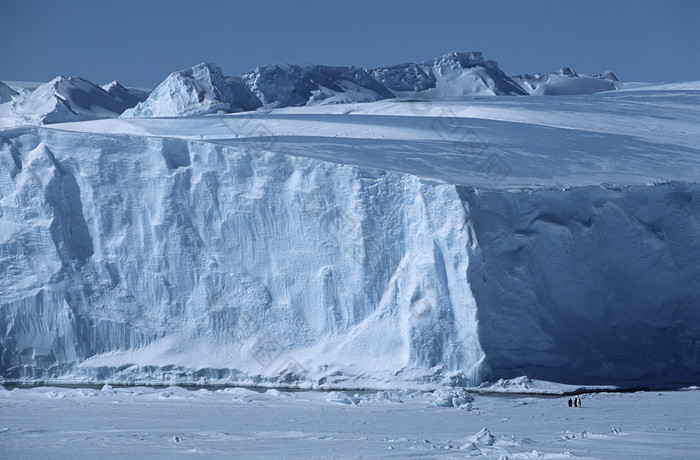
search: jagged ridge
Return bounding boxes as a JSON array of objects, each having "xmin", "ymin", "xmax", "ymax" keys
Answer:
[
  {"xmin": 2, "ymin": 52, "xmax": 622, "ymax": 125},
  {"xmin": 123, "ymin": 52, "xmax": 617, "ymax": 118}
]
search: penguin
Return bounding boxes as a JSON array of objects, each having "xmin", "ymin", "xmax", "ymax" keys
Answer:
[
  {"xmin": 568, "ymin": 398, "xmax": 572, "ymax": 407},
  {"xmin": 577, "ymin": 396, "xmax": 582, "ymax": 407},
  {"xmin": 573, "ymin": 396, "xmax": 578, "ymax": 407}
]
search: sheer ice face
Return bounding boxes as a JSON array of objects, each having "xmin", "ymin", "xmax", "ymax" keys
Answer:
[
  {"xmin": 464, "ymin": 184, "xmax": 700, "ymax": 385},
  {"xmin": 0, "ymin": 130, "xmax": 483, "ymax": 388},
  {"xmin": 1, "ymin": 71, "xmax": 699, "ymax": 389}
]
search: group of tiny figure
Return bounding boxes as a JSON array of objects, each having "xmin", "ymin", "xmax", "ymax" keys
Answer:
[{"xmin": 567, "ymin": 396, "xmax": 582, "ymax": 407}]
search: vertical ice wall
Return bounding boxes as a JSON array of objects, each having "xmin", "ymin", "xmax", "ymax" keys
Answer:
[
  {"xmin": 461, "ymin": 184, "xmax": 700, "ymax": 386},
  {"xmin": 0, "ymin": 128, "xmax": 484, "ymax": 387},
  {"xmin": 2, "ymin": 126, "xmax": 699, "ymax": 388}
]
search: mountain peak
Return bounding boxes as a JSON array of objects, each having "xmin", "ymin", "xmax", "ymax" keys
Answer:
[
  {"xmin": 597, "ymin": 70, "xmax": 618, "ymax": 82},
  {"xmin": 427, "ymin": 51, "xmax": 486, "ymax": 69},
  {"xmin": 556, "ymin": 67, "xmax": 579, "ymax": 77},
  {"xmin": 123, "ymin": 61, "xmax": 261, "ymax": 117},
  {"xmin": 187, "ymin": 62, "xmax": 224, "ymax": 79},
  {"xmin": 103, "ymin": 80, "xmax": 126, "ymax": 91}
]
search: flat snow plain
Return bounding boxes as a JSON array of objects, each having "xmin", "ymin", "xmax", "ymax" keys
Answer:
[
  {"xmin": 1, "ymin": 385, "xmax": 699, "ymax": 459},
  {"xmin": 47, "ymin": 85, "xmax": 700, "ymax": 189}
]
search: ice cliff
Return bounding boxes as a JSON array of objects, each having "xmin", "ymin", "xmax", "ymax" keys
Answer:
[
  {"xmin": 464, "ymin": 184, "xmax": 700, "ymax": 385},
  {"xmin": 0, "ymin": 67, "xmax": 698, "ymax": 390},
  {"xmin": 0, "ymin": 128, "xmax": 483, "ymax": 388}
]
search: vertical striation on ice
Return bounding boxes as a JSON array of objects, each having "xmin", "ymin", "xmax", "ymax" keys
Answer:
[
  {"xmin": 0, "ymin": 128, "xmax": 484, "ymax": 387},
  {"xmin": 461, "ymin": 184, "xmax": 700, "ymax": 385}
]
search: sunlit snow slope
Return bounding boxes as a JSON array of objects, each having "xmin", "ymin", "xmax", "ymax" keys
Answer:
[{"xmin": 1, "ymin": 86, "xmax": 699, "ymax": 389}]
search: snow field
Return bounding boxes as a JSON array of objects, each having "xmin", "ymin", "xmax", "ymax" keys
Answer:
[{"xmin": 1, "ymin": 385, "xmax": 699, "ymax": 459}]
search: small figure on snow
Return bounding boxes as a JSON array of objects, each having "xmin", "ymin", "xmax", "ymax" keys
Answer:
[
  {"xmin": 568, "ymin": 398, "xmax": 572, "ymax": 407},
  {"xmin": 576, "ymin": 396, "xmax": 582, "ymax": 407},
  {"xmin": 573, "ymin": 396, "xmax": 578, "ymax": 407}
]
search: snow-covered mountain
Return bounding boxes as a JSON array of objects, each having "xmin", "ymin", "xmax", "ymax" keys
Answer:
[
  {"xmin": 421, "ymin": 51, "xmax": 527, "ymax": 96},
  {"xmin": 123, "ymin": 62, "xmax": 261, "ymax": 117},
  {"xmin": 370, "ymin": 52, "xmax": 527, "ymax": 97},
  {"xmin": 513, "ymin": 67, "xmax": 619, "ymax": 95},
  {"xmin": 1, "ymin": 52, "xmax": 622, "ymax": 126},
  {"xmin": 1, "ymin": 75, "xmax": 699, "ymax": 389},
  {"xmin": 124, "ymin": 52, "xmax": 617, "ymax": 118},
  {"xmin": 101, "ymin": 81, "xmax": 149, "ymax": 109},
  {"xmin": 370, "ymin": 62, "xmax": 437, "ymax": 92},
  {"xmin": 242, "ymin": 63, "xmax": 397, "ymax": 107},
  {"xmin": 0, "ymin": 76, "xmax": 148, "ymax": 126}
]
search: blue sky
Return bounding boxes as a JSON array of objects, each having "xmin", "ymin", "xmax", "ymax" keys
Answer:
[{"xmin": 1, "ymin": 0, "xmax": 698, "ymax": 88}]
